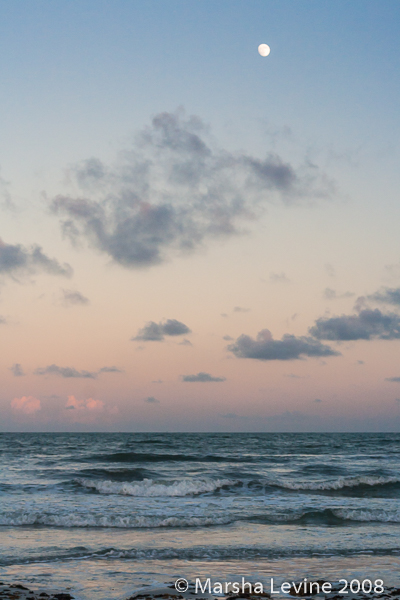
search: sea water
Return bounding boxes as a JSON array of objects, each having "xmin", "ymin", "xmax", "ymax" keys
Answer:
[{"xmin": 1, "ymin": 433, "xmax": 399, "ymax": 599}]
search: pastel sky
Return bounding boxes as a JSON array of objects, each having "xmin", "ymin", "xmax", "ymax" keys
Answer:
[{"xmin": 1, "ymin": 0, "xmax": 400, "ymax": 432}]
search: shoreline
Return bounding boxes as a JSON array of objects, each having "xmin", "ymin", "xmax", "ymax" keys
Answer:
[{"xmin": 2, "ymin": 581, "xmax": 400, "ymax": 600}]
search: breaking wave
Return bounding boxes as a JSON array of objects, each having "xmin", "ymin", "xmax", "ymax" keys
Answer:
[
  {"xmin": 77, "ymin": 477, "xmax": 235, "ymax": 496},
  {"xmin": 0, "ymin": 512, "xmax": 232, "ymax": 528}
]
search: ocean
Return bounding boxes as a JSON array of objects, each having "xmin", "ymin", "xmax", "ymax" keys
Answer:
[{"xmin": 1, "ymin": 432, "xmax": 400, "ymax": 599}]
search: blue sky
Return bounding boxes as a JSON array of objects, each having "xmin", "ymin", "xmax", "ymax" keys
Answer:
[{"xmin": 1, "ymin": 1, "xmax": 400, "ymax": 431}]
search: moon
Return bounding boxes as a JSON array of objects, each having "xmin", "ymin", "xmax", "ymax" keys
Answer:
[{"xmin": 258, "ymin": 44, "xmax": 270, "ymax": 57}]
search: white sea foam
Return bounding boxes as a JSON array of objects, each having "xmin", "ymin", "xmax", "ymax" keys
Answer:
[
  {"xmin": 77, "ymin": 477, "xmax": 234, "ymax": 496},
  {"xmin": 333, "ymin": 508, "xmax": 400, "ymax": 523},
  {"xmin": 0, "ymin": 512, "xmax": 231, "ymax": 528},
  {"xmin": 278, "ymin": 475, "xmax": 400, "ymax": 491}
]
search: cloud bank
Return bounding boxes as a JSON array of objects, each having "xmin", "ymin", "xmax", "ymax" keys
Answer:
[{"xmin": 51, "ymin": 109, "xmax": 333, "ymax": 269}]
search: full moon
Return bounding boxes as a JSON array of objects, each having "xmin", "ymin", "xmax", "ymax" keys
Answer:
[{"xmin": 258, "ymin": 43, "xmax": 270, "ymax": 57}]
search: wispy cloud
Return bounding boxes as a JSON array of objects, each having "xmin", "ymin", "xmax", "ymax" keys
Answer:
[
  {"xmin": 368, "ymin": 287, "xmax": 400, "ymax": 306},
  {"xmin": 182, "ymin": 372, "xmax": 226, "ymax": 382},
  {"xmin": 61, "ymin": 289, "xmax": 89, "ymax": 306},
  {"xmin": 144, "ymin": 396, "xmax": 160, "ymax": 403},
  {"xmin": 323, "ymin": 288, "xmax": 354, "ymax": 300},
  {"xmin": 270, "ymin": 272, "xmax": 290, "ymax": 284},
  {"xmin": 34, "ymin": 364, "xmax": 123, "ymax": 378},
  {"xmin": 10, "ymin": 363, "xmax": 25, "ymax": 377}
]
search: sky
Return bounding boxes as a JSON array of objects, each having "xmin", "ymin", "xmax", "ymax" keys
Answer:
[{"xmin": 1, "ymin": 0, "xmax": 400, "ymax": 432}]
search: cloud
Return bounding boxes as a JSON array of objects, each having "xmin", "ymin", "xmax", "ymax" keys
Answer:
[
  {"xmin": 369, "ymin": 287, "xmax": 400, "ymax": 306},
  {"xmin": 50, "ymin": 109, "xmax": 333, "ymax": 269},
  {"xmin": 10, "ymin": 363, "xmax": 25, "ymax": 377},
  {"xmin": 324, "ymin": 263, "xmax": 336, "ymax": 277},
  {"xmin": 270, "ymin": 272, "xmax": 290, "ymax": 284},
  {"xmin": 132, "ymin": 319, "xmax": 191, "ymax": 341},
  {"xmin": 0, "ymin": 239, "xmax": 72, "ymax": 278},
  {"xmin": 386, "ymin": 377, "xmax": 400, "ymax": 383},
  {"xmin": 0, "ymin": 170, "xmax": 15, "ymax": 211},
  {"xmin": 178, "ymin": 338, "xmax": 193, "ymax": 346},
  {"xmin": 35, "ymin": 364, "xmax": 97, "ymax": 378},
  {"xmin": 223, "ymin": 335, "xmax": 234, "ymax": 341},
  {"xmin": 65, "ymin": 395, "xmax": 104, "ymax": 410},
  {"xmin": 34, "ymin": 364, "xmax": 123, "ymax": 378},
  {"xmin": 11, "ymin": 396, "xmax": 41, "ymax": 414},
  {"xmin": 182, "ymin": 372, "xmax": 227, "ymax": 382},
  {"xmin": 228, "ymin": 328, "xmax": 339, "ymax": 360},
  {"xmin": 309, "ymin": 308, "xmax": 400, "ymax": 341},
  {"xmin": 323, "ymin": 288, "xmax": 354, "ymax": 300},
  {"xmin": 314, "ymin": 398, "xmax": 322, "ymax": 403},
  {"xmin": 144, "ymin": 396, "xmax": 160, "ymax": 403},
  {"xmin": 283, "ymin": 373, "xmax": 303, "ymax": 379},
  {"xmin": 61, "ymin": 289, "xmax": 89, "ymax": 306},
  {"xmin": 233, "ymin": 306, "xmax": 250, "ymax": 313}
]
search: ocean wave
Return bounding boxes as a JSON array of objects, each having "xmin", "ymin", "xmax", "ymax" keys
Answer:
[
  {"xmin": 276, "ymin": 475, "xmax": 400, "ymax": 491},
  {"xmin": 1, "ymin": 544, "xmax": 398, "ymax": 566},
  {"xmin": 0, "ymin": 512, "xmax": 232, "ymax": 528},
  {"xmin": 334, "ymin": 508, "xmax": 400, "ymax": 523},
  {"xmin": 76, "ymin": 467, "xmax": 149, "ymax": 481},
  {"xmin": 77, "ymin": 477, "xmax": 235, "ymax": 496},
  {"xmin": 86, "ymin": 452, "xmax": 250, "ymax": 463}
]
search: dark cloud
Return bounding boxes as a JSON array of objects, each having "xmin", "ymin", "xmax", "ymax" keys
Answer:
[
  {"xmin": 10, "ymin": 363, "xmax": 25, "ymax": 377},
  {"xmin": 233, "ymin": 306, "xmax": 250, "ymax": 313},
  {"xmin": 132, "ymin": 319, "xmax": 191, "ymax": 341},
  {"xmin": 309, "ymin": 309, "xmax": 400, "ymax": 341},
  {"xmin": 61, "ymin": 289, "xmax": 89, "ymax": 306},
  {"xmin": 228, "ymin": 328, "xmax": 339, "ymax": 361},
  {"xmin": 270, "ymin": 272, "xmax": 290, "ymax": 284},
  {"xmin": 369, "ymin": 287, "xmax": 400, "ymax": 306},
  {"xmin": 178, "ymin": 338, "xmax": 193, "ymax": 346},
  {"xmin": 0, "ymin": 315, "xmax": 6, "ymax": 324},
  {"xmin": 314, "ymin": 398, "xmax": 322, "ymax": 403},
  {"xmin": 182, "ymin": 372, "xmax": 227, "ymax": 382},
  {"xmin": 51, "ymin": 110, "xmax": 333, "ymax": 269},
  {"xmin": 223, "ymin": 335, "xmax": 234, "ymax": 341},
  {"xmin": 144, "ymin": 396, "xmax": 159, "ymax": 403},
  {"xmin": 0, "ymin": 239, "xmax": 72, "ymax": 278},
  {"xmin": 35, "ymin": 364, "xmax": 123, "ymax": 378},
  {"xmin": 386, "ymin": 377, "xmax": 400, "ymax": 383}
]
